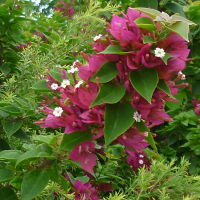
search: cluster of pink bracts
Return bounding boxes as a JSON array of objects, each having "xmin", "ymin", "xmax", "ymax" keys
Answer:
[
  {"xmin": 193, "ymin": 98, "xmax": 200, "ymax": 116},
  {"xmin": 36, "ymin": 8, "xmax": 190, "ymax": 199},
  {"xmin": 54, "ymin": 0, "xmax": 75, "ymax": 19}
]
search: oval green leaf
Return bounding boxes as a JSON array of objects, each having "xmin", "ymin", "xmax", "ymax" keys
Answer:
[
  {"xmin": 162, "ymin": 53, "xmax": 173, "ymax": 65},
  {"xmin": 145, "ymin": 132, "xmax": 158, "ymax": 152},
  {"xmin": 134, "ymin": 121, "xmax": 157, "ymax": 152},
  {"xmin": 100, "ymin": 45, "xmax": 130, "ymax": 55},
  {"xmin": 134, "ymin": 7, "xmax": 160, "ymax": 18},
  {"xmin": 21, "ymin": 169, "xmax": 49, "ymax": 200},
  {"xmin": 49, "ymin": 70, "xmax": 62, "ymax": 83},
  {"xmin": 90, "ymin": 83, "xmax": 126, "ymax": 108},
  {"xmin": 157, "ymin": 79, "xmax": 174, "ymax": 98},
  {"xmin": 16, "ymin": 144, "xmax": 55, "ymax": 167},
  {"xmin": 166, "ymin": 21, "xmax": 189, "ymax": 42},
  {"xmin": 129, "ymin": 68, "xmax": 159, "ymax": 103},
  {"xmin": 0, "ymin": 150, "xmax": 23, "ymax": 161},
  {"xmin": 60, "ymin": 131, "xmax": 92, "ymax": 151},
  {"xmin": 3, "ymin": 120, "xmax": 23, "ymax": 137},
  {"xmin": 32, "ymin": 80, "xmax": 49, "ymax": 92},
  {"xmin": 104, "ymin": 103, "xmax": 136, "ymax": 145},
  {"xmin": 135, "ymin": 17, "xmax": 156, "ymax": 31},
  {"xmin": 0, "ymin": 106, "xmax": 22, "ymax": 115},
  {"xmin": 90, "ymin": 62, "xmax": 118, "ymax": 83}
]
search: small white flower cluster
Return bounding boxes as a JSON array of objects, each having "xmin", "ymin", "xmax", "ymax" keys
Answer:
[
  {"xmin": 154, "ymin": 48, "xmax": 165, "ymax": 58},
  {"xmin": 51, "ymin": 83, "xmax": 58, "ymax": 90},
  {"xmin": 155, "ymin": 12, "xmax": 172, "ymax": 22},
  {"xmin": 178, "ymin": 71, "xmax": 186, "ymax": 80},
  {"xmin": 138, "ymin": 154, "xmax": 144, "ymax": 165},
  {"xmin": 93, "ymin": 34, "xmax": 102, "ymax": 42},
  {"xmin": 74, "ymin": 80, "xmax": 84, "ymax": 89},
  {"xmin": 61, "ymin": 79, "xmax": 70, "ymax": 88},
  {"xmin": 133, "ymin": 111, "xmax": 142, "ymax": 122},
  {"xmin": 67, "ymin": 60, "xmax": 79, "ymax": 74},
  {"xmin": 53, "ymin": 107, "xmax": 63, "ymax": 117}
]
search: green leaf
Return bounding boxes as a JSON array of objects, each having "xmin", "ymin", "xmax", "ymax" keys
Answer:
[
  {"xmin": 134, "ymin": 7, "xmax": 160, "ymax": 18},
  {"xmin": 135, "ymin": 17, "xmax": 156, "ymax": 31},
  {"xmin": 0, "ymin": 187, "xmax": 18, "ymax": 200},
  {"xmin": 166, "ymin": 2, "xmax": 185, "ymax": 17},
  {"xmin": 32, "ymin": 135, "xmax": 58, "ymax": 145},
  {"xmin": 166, "ymin": 21, "xmax": 189, "ymax": 42},
  {"xmin": 129, "ymin": 68, "xmax": 159, "ymax": 103},
  {"xmin": 90, "ymin": 83, "xmax": 126, "ymax": 108},
  {"xmin": 16, "ymin": 144, "xmax": 55, "ymax": 167},
  {"xmin": 134, "ymin": 120, "xmax": 150, "ymax": 132},
  {"xmin": 0, "ymin": 150, "xmax": 23, "ymax": 161},
  {"xmin": 145, "ymin": 132, "xmax": 158, "ymax": 152},
  {"xmin": 0, "ymin": 106, "xmax": 22, "ymax": 115},
  {"xmin": 171, "ymin": 15, "xmax": 195, "ymax": 25},
  {"xmin": 143, "ymin": 35, "xmax": 155, "ymax": 44},
  {"xmin": 21, "ymin": 169, "xmax": 49, "ymax": 200},
  {"xmin": 75, "ymin": 176, "xmax": 90, "ymax": 184},
  {"xmin": 133, "ymin": 120, "xmax": 157, "ymax": 151},
  {"xmin": 157, "ymin": 79, "xmax": 173, "ymax": 98},
  {"xmin": 49, "ymin": 69, "xmax": 62, "ymax": 83},
  {"xmin": 90, "ymin": 62, "xmax": 118, "ymax": 83},
  {"xmin": 3, "ymin": 120, "xmax": 23, "ymax": 137},
  {"xmin": 100, "ymin": 45, "xmax": 130, "ymax": 55},
  {"xmin": 10, "ymin": 176, "xmax": 23, "ymax": 190},
  {"xmin": 0, "ymin": 169, "xmax": 14, "ymax": 182},
  {"xmin": 104, "ymin": 103, "xmax": 135, "ymax": 145},
  {"xmin": 162, "ymin": 53, "xmax": 173, "ymax": 65},
  {"xmin": 134, "ymin": 119, "xmax": 157, "ymax": 152},
  {"xmin": 0, "ymin": 63, "xmax": 11, "ymax": 74},
  {"xmin": 0, "ymin": 110, "xmax": 9, "ymax": 118},
  {"xmin": 32, "ymin": 80, "xmax": 49, "ymax": 92},
  {"xmin": 136, "ymin": 0, "xmax": 158, "ymax": 9},
  {"xmin": 60, "ymin": 131, "xmax": 92, "ymax": 151},
  {"xmin": 51, "ymin": 30, "xmax": 60, "ymax": 42}
]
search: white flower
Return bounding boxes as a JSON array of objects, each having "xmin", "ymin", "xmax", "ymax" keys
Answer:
[
  {"xmin": 178, "ymin": 71, "xmax": 186, "ymax": 80},
  {"xmin": 93, "ymin": 34, "xmax": 102, "ymax": 42},
  {"xmin": 154, "ymin": 48, "xmax": 165, "ymax": 58},
  {"xmin": 72, "ymin": 60, "xmax": 79, "ymax": 67},
  {"xmin": 139, "ymin": 154, "xmax": 144, "ymax": 158},
  {"xmin": 53, "ymin": 107, "xmax": 63, "ymax": 117},
  {"xmin": 51, "ymin": 83, "xmax": 58, "ymax": 90},
  {"xmin": 155, "ymin": 12, "xmax": 172, "ymax": 22},
  {"xmin": 133, "ymin": 111, "xmax": 142, "ymax": 122},
  {"xmin": 61, "ymin": 79, "xmax": 70, "ymax": 88},
  {"xmin": 75, "ymin": 80, "xmax": 84, "ymax": 88},
  {"xmin": 67, "ymin": 66, "xmax": 79, "ymax": 74},
  {"xmin": 139, "ymin": 159, "xmax": 144, "ymax": 165}
]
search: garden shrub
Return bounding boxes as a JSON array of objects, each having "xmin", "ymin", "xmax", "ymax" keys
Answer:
[{"xmin": 0, "ymin": 0, "xmax": 200, "ymax": 200}]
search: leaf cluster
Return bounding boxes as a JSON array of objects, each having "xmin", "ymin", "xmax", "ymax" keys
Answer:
[{"xmin": 106, "ymin": 159, "xmax": 200, "ymax": 200}]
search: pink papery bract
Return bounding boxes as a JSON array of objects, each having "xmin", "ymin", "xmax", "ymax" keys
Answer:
[
  {"xmin": 70, "ymin": 141, "xmax": 97, "ymax": 172},
  {"xmin": 74, "ymin": 180, "xmax": 99, "ymax": 200}
]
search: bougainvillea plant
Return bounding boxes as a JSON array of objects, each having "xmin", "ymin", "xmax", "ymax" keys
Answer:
[{"xmin": 35, "ymin": 7, "xmax": 194, "ymax": 199}]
